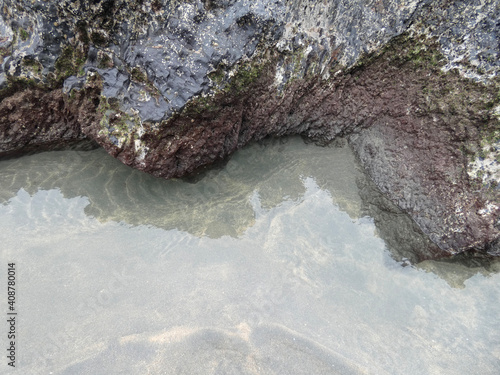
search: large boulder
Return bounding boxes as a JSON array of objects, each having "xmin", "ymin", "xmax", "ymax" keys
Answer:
[{"xmin": 0, "ymin": 0, "xmax": 499, "ymax": 260}]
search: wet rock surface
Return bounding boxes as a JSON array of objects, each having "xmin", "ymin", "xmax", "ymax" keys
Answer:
[
  {"xmin": 0, "ymin": 85, "xmax": 101, "ymax": 156},
  {"xmin": 0, "ymin": 0, "xmax": 499, "ymax": 259}
]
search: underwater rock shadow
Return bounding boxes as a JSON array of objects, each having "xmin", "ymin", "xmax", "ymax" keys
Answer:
[{"xmin": 356, "ymin": 168, "xmax": 500, "ymax": 287}]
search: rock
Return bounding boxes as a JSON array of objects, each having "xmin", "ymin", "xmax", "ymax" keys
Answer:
[
  {"xmin": 0, "ymin": 0, "xmax": 499, "ymax": 260},
  {"xmin": 0, "ymin": 85, "xmax": 100, "ymax": 156}
]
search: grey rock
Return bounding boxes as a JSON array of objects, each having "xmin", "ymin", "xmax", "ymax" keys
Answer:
[{"xmin": 1, "ymin": 0, "xmax": 499, "ymax": 260}]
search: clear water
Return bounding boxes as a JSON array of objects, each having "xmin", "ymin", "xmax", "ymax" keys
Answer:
[{"xmin": 0, "ymin": 137, "xmax": 499, "ymax": 374}]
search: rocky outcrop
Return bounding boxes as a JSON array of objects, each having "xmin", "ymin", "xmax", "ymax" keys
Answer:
[
  {"xmin": 0, "ymin": 0, "xmax": 499, "ymax": 260},
  {"xmin": 0, "ymin": 82, "xmax": 101, "ymax": 156}
]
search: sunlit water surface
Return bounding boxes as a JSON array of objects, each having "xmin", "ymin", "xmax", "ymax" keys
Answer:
[{"xmin": 0, "ymin": 137, "xmax": 499, "ymax": 374}]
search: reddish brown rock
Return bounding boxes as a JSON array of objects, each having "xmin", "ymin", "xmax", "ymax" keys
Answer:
[
  {"xmin": 0, "ymin": 85, "xmax": 102, "ymax": 157},
  {"xmin": 0, "ymin": 35, "xmax": 498, "ymax": 261},
  {"xmin": 83, "ymin": 36, "xmax": 498, "ymax": 260}
]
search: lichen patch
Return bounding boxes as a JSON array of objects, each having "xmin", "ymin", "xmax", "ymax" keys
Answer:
[{"xmin": 468, "ymin": 139, "xmax": 500, "ymax": 187}]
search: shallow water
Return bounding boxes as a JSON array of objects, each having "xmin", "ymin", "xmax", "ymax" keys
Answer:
[{"xmin": 0, "ymin": 137, "xmax": 499, "ymax": 374}]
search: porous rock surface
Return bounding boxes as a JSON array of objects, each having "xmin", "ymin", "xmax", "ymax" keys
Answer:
[{"xmin": 0, "ymin": 0, "xmax": 499, "ymax": 260}]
